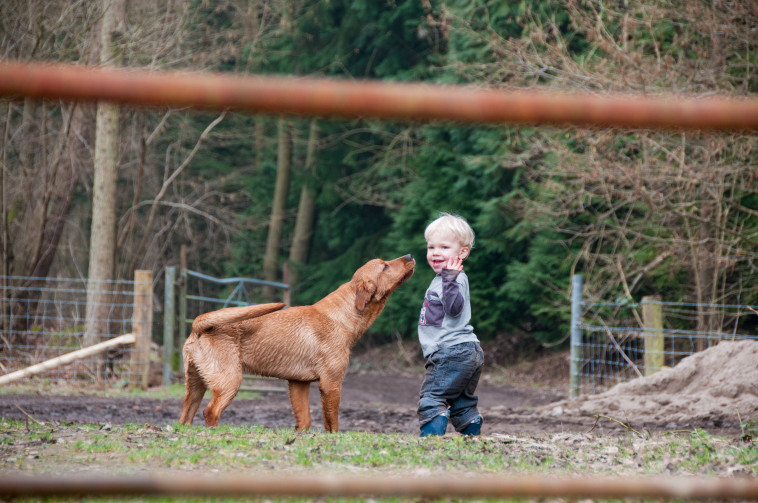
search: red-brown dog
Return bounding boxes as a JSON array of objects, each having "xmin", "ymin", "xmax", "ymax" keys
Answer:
[{"xmin": 179, "ymin": 254, "xmax": 415, "ymax": 432}]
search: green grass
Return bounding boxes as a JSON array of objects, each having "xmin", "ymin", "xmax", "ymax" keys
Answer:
[
  {"xmin": 2, "ymin": 418, "xmax": 756, "ymax": 477},
  {"xmin": 1, "ymin": 418, "xmax": 757, "ymax": 502}
]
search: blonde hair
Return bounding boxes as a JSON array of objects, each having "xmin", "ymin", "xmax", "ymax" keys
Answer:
[{"xmin": 424, "ymin": 213, "xmax": 475, "ymax": 249}]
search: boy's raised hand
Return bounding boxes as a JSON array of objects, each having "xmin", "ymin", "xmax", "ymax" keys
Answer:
[{"xmin": 445, "ymin": 256, "xmax": 464, "ymax": 272}]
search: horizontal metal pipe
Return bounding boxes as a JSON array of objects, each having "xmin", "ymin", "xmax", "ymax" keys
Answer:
[
  {"xmin": 1, "ymin": 474, "xmax": 757, "ymax": 500},
  {"xmin": 186, "ymin": 269, "xmax": 288, "ymax": 289},
  {"xmin": 1, "ymin": 61, "xmax": 757, "ymax": 130}
]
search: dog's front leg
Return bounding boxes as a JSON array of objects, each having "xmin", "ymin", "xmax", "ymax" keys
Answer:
[
  {"xmin": 319, "ymin": 381, "xmax": 342, "ymax": 433},
  {"xmin": 287, "ymin": 380, "xmax": 312, "ymax": 432}
]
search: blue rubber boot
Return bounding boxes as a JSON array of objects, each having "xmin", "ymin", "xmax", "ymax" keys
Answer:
[
  {"xmin": 460, "ymin": 415, "xmax": 483, "ymax": 436},
  {"xmin": 419, "ymin": 414, "xmax": 448, "ymax": 437}
]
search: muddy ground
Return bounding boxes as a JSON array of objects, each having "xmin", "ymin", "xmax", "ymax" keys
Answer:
[
  {"xmin": 0, "ymin": 369, "xmax": 745, "ymax": 437},
  {"xmin": 4, "ymin": 341, "xmax": 756, "ymax": 437},
  {"xmin": 0, "ymin": 371, "xmax": 564, "ymax": 433}
]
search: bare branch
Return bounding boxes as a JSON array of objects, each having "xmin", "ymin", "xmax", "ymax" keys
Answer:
[{"xmin": 126, "ymin": 110, "xmax": 227, "ymax": 272}]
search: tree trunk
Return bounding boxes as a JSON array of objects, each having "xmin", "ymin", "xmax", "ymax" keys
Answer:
[
  {"xmin": 262, "ymin": 118, "xmax": 292, "ymax": 301},
  {"xmin": 254, "ymin": 119, "xmax": 265, "ymax": 174},
  {"xmin": 288, "ymin": 119, "xmax": 319, "ymax": 300},
  {"xmin": 19, "ymin": 98, "xmax": 36, "ymax": 170},
  {"xmin": 1, "ymin": 102, "xmax": 9, "ymax": 336},
  {"xmin": 694, "ymin": 200, "xmax": 721, "ymax": 351},
  {"xmin": 85, "ymin": 0, "xmax": 125, "ymax": 352}
]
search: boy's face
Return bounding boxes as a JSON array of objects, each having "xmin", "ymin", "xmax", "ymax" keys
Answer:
[{"xmin": 426, "ymin": 230, "xmax": 470, "ymax": 274}]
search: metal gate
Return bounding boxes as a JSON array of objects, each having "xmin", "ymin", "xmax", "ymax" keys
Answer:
[{"xmin": 163, "ymin": 265, "xmax": 289, "ymax": 392}]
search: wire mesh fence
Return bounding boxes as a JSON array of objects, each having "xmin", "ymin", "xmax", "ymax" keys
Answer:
[
  {"xmin": 0, "ymin": 274, "xmax": 152, "ymax": 388},
  {"xmin": 570, "ymin": 275, "xmax": 758, "ymax": 396}
]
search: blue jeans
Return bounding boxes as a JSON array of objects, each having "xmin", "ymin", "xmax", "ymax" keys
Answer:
[{"xmin": 418, "ymin": 341, "xmax": 484, "ymax": 432}]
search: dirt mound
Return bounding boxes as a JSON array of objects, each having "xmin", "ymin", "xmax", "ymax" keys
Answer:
[{"xmin": 550, "ymin": 340, "xmax": 758, "ymax": 428}]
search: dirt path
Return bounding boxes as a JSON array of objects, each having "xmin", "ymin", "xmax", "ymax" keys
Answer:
[
  {"xmin": 3, "ymin": 341, "xmax": 754, "ymax": 437},
  {"xmin": 0, "ymin": 370, "xmax": 739, "ymax": 437},
  {"xmin": 0, "ymin": 371, "xmax": 569, "ymax": 435}
]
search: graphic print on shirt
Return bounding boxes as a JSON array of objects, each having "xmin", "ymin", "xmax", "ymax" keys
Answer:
[{"xmin": 419, "ymin": 291, "xmax": 444, "ymax": 327}]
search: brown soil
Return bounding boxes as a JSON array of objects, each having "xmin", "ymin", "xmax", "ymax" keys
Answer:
[
  {"xmin": 0, "ymin": 371, "xmax": 566, "ymax": 435},
  {"xmin": 1, "ymin": 341, "xmax": 754, "ymax": 436}
]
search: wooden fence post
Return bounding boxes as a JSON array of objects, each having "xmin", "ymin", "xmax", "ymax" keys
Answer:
[
  {"xmin": 129, "ymin": 270, "xmax": 153, "ymax": 390},
  {"xmin": 163, "ymin": 267, "xmax": 176, "ymax": 387},
  {"xmin": 178, "ymin": 245, "xmax": 188, "ymax": 373},
  {"xmin": 282, "ymin": 263, "xmax": 291, "ymax": 306},
  {"xmin": 642, "ymin": 295, "xmax": 664, "ymax": 376},
  {"xmin": 569, "ymin": 275, "xmax": 583, "ymax": 397}
]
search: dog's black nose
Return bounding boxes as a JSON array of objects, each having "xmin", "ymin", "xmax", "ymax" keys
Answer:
[{"xmin": 404, "ymin": 254, "xmax": 413, "ymax": 262}]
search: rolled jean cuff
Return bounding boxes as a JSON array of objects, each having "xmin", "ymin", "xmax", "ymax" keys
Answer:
[
  {"xmin": 419, "ymin": 410, "xmax": 449, "ymax": 427},
  {"xmin": 454, "ymin": 413, "xmax": 483, "ymax": 432}
]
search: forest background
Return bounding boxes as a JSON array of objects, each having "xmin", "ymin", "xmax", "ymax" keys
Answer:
[{"xmin": 2, "ymin": 0, "xmax": 756, "ymax": 356}]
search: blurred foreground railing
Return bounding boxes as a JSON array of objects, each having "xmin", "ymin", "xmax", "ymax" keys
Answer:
[
  {"xmin": 1, "ymin": 473, "xmax": 757, "ymax": 501},
  {"xmin": 2, "ymin": 61, "xmax": 758, "ymax": 131}
]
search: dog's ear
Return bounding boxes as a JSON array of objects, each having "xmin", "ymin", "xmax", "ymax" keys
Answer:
[{"xmin": 355, "ymin": 280, "xmax": 377, "ymax": 312}]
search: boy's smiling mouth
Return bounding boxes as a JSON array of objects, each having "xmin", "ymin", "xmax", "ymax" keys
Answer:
[{"xmin": 430, "ymin": 259, "xmax": 447, "ymax": 271}]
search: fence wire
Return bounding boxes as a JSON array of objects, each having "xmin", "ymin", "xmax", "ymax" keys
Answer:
[
  {"xmin": 0, "ymin": 275, "xmax": 150, "ymax": 387},
  {"xmin": 574, "ymin": 296, "xmax": 758, "ymax": 395}
]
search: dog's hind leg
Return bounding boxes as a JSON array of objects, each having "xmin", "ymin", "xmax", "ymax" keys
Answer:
[
  {"xmin": 287, "ymin": 380, "xmax": 312, "ymax": 432},
  {"xmin": 179, "ymin": 363, "xmax": 206, "ymax": 425},
  {"xmin": 203, "ymin": 369, "xmax": 242, "ymax": 427}
]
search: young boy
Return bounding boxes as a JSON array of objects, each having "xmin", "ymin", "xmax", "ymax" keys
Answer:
[{"xmin": 417, "ymin": 213, "xmax": 484, "ymax": 437}]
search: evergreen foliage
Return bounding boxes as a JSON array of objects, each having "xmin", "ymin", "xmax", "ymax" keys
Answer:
[{"xmin": 158, "ymin": 0, "xmax": 758, "ymax": 348}]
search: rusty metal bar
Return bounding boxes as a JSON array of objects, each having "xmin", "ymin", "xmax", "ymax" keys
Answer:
[
  {"xmin": 1, "ymin": 473, "xmax": 757, "ymax": 500},
  {"xmin": 1, "ymin": 61, "xmax": 757, "ymax": 130}
]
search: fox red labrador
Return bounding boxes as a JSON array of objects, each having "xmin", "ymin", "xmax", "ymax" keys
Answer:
[{"xmin": 179, "ymin": 254, "xmax": 415, "ymax": 432}]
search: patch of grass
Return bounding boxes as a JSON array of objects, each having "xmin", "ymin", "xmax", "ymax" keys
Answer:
[
  {"xmin": 736, "ymin": 445, "xmax": 758, "ymax": 466},
  {"xmin": 73, "ymin": 435, "xmax": 124, "ymax": 454},
  {"xmin": 1, "ymin": 419, "xmax": 756, "ymax": 480},
  {"xmin": 740, "ymin": 418, "xmax": 758, "ymax": 442},
  {"xmin": 107, "ymin": 383, "xmax": 189, "ymax": 399}
]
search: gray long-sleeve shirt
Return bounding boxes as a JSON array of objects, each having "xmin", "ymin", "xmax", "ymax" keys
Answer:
[{"xmin": 417, "ymin": 269, "xmax": 478, "ymax": 358}]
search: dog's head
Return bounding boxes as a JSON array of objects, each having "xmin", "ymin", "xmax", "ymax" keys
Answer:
[{"xmin": 353, "ymin": 254, "xmax": 415, "ymax": 312}]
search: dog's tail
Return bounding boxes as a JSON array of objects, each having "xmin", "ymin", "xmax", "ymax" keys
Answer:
[{"xmin": 191, "ymin": 302, "xmax": 286, "ymax": 335}]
